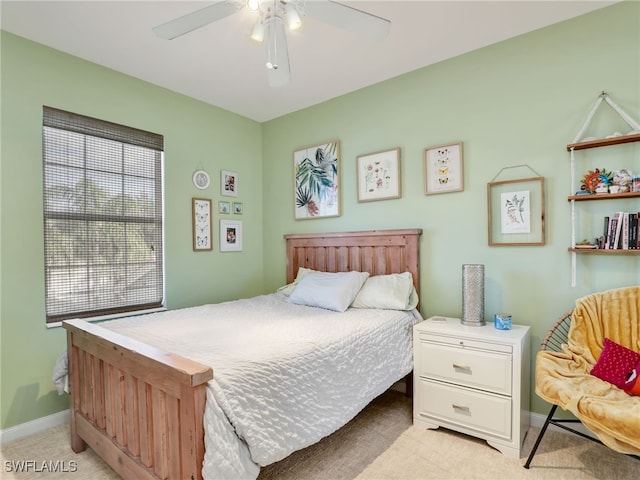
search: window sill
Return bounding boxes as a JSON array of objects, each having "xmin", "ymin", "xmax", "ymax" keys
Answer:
[{"xmin": 46, "ymin": 307, "xmax": 168, "ymax": 329}]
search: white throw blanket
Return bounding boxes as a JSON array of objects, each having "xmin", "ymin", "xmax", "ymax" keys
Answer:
[{"xmin": 99, "ymin": 293, "xmax": 421, "ymax": 479}]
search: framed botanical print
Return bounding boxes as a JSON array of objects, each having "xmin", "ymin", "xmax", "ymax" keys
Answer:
[
  {"xmin": 487, "ymin": 176, "xmax": 545, "ymax": 246},
  {"xmin": 192, "ymin": 198, "xmax": 212, "ymax": 251},
  {"xmin": 293, "ymin": 140, "xmax": 341, "ymax": 220},
  {"xmin": 356, "ymin": 147, "xmax": 401, "ymax": 202}
]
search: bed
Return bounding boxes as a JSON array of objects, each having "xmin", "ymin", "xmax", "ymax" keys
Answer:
[{"xmin": 63, "ymin": 228, "xmax": 422, "ymax": 480}]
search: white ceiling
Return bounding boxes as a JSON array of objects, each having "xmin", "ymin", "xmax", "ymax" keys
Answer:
[{"xmin": 1, "ymin": 0, "xmax": 617, "ymax": 122}]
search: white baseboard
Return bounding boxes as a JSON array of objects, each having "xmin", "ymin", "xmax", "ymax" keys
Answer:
[
  {"xmin": 0, "ymin": 410, "xmax": 69, "ymax": 445},
  {"xmin": 528, "ymin": 411, "xmax": 596, "ymax": 439}
]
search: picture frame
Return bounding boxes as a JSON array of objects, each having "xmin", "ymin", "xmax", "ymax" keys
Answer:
[
  {"xmin": 487, "ymin": 176, "xmax": 545, "ymax": 246},
  {"xmin": 192, "ymin": 169, "xmax": 210, "ymax": 190},
  {"xmin": 192, "ymin": 198, "xmax": 212, "ymax": 251},
  {"xmin": 424, "ymin": 141, "xmax": 464, "ymax": 194},
  {"xmin": 218, "ymin": 201, "xmax": 230, "ymax": 214},
  {"xmin": 356, "ymin": 147, "xmax": 401, "ymax": 202},
  {"xmin": 293, "ymin": 140, "xmax": 341, "ymax": 220},
  {"xmin": 221, "ymin": 170, "xmax": 238, "ymax": 197},
  {"xmin": 233, "ymin": 202, "xmax": 243, "ymax": 214},
  {"xmin": 220, "ymin": 219, "xmax": 243, "ymax": 252}
]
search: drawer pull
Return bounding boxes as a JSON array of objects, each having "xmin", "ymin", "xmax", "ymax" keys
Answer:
[
  {"xmin": 452, "ymin": 404, "xmax": 470, "ymax": 412},
  {"xmin": 453, "ymin": 363, "xmax": 471, "ymax": 371}
]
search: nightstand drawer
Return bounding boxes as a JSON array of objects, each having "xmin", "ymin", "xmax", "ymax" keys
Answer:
[
  {"xmin": 418, "ymin": 332, "xmax": 513, "ymax": 354},
  {"xmin": 418, "ymin": 341, "xmax": 511, "ymax": 395},
  {"xmin": 417, "ymin": 379, "xmax": 511, "ymax": 440}
]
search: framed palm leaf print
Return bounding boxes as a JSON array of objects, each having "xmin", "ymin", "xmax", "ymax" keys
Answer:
[{"xmin": 293, "ymin": 140, "xmax": 341, "ymax": 220}]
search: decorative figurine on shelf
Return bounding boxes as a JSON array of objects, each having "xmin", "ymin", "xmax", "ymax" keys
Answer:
[
  {"xmin": 575, "ymin": 238, "xmax": 597, "ymax": 249},
  {"xmin": 580, "ymin": 168, "xmax": 613, "ymax": 194},
  {"xmin": 611, "ymin": 169, "xmax": 633, "ymax": 193}
]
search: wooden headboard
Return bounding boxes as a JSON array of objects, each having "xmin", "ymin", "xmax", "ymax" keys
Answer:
[{"xmin": 284, "ymin": 229, "xmax": 422, "ymax": 297}]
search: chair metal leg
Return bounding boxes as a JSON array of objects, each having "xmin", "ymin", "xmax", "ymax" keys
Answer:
[
  {"xmin": 524, "ymin": 404, "xmax": 558, "ymax": 469},
  {"xmin": 524, "ymin": 404, "xmax": 640, "ymax": 468}
]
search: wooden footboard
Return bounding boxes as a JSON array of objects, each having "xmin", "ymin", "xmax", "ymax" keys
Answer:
[{"xmin": 64, "ymin": 319, "xmax": 213, "ymax": 480}]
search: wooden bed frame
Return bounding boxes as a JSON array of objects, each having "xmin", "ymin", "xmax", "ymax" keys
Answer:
[{"xmin": 63, "ymin": 228, "xmax": 422, "ymax": 480}]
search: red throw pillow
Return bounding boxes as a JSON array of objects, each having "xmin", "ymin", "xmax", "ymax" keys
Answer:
[
  {"xmin": 624, "ymin": 360, "xmax": 640, "ymax": 396},
  {"xmin": 590, "ymin": 338, "xmax": 640, "ymax": 389}
]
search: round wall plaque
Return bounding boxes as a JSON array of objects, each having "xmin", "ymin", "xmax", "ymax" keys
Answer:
[{"xmin": 192, "ymin": 170, "xmax": 210, "ymax": 189}]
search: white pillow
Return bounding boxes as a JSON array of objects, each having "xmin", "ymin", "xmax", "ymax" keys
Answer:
[
  {"xmin": 406, "ymin": 285, "xmax": 419, "ymax": 310},
  {"xmin": 351, "ymin": 272, "xmax": 417, "ymax": 310},
  {"xmin": 277, "ymin": 267, "xmax": 316, "ymax": 296},
  {"xmin": 286, "ymin": 270, "xmax": 369, "ymax": 312}
]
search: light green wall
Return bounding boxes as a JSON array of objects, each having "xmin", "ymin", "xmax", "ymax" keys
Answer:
[
  {"xmin": 0, "ymin": 32, "xmax": 263, "ymax": 429},
  {"xmin": 261, "ymin": 2, "xmax": 639, "ymax": 417},
  {"xmin": 1, "ymin": 2, "xmax": 638, "ymax": 430}
]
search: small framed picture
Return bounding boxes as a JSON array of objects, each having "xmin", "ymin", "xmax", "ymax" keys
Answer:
[
  {"xmin": 424, "ymin": 141, "xmax": 463, "ymax": 194},
  {"xmin": 192, "ymin": 198, "xmax": 212, "ymax": 251},
  {"xmin": 219, "ymin": 201, "xmax": 230, "ymax": 214},
  {"xmin": 220, "ymin": 219, "xmax": 243, "ymax": 252},
  {"xmin": 356, "ymin": 147, "xmax": 401, "ymax": 202},
  {"xmin": 221, "ymin": 170, "xmax": 238, "ymax": 197},
  {"xmin": 487, "ymin": 176, "xmax": 545, "ymax": 246},
  {"xmin": 233, "ymin": 202, "xmax": 243, "ymax": 214}
]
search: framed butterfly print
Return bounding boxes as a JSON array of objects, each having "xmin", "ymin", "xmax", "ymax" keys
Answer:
[
  {"xmin": 424, "ymin": 141, "xmax": 463, "ymax": 194},
  {"xmin": 192, "ymin": 198, "xmax": 212, "ymax": 251}
]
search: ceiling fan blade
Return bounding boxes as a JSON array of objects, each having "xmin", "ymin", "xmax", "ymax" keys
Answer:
[
  {"xmin": 152, "ymin": 1, "xmax": 242, "ymax": 40},
  {"xmin": 304, "ymin": 0, "xmax": 390, "ymax": 40}
]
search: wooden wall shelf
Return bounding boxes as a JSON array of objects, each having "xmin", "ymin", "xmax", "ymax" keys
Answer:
[
  {"xmin": 568, "ymin": 191, "xmax": 640, "ymax": 201},
  {"xmin": 568, "ymin": 248, "xmax": 640, "ymax": 255},
  {"xmin": 567, "ymin": 132, "xmax": 640, "ymax": 151}
]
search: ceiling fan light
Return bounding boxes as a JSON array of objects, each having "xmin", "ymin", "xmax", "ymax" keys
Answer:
[
  {"xmin": 285, "ymin": 6, "xmax": 301, "ymax": 30},
  {"xmin": 250, "ymin": 21, "xmax": 265, "ymax": 42},
  {"xmin": 246, "ymin": 0, "xmax": 261, "ymax": 12}
]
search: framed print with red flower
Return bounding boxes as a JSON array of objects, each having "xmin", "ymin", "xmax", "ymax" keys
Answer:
[
  {"xmin": 356, "ymin": 148, "xmax": 401, "ymax": 202},
  {"xmin": 293, "ymin": 140, "xmax": 341, "ymax": 220}
]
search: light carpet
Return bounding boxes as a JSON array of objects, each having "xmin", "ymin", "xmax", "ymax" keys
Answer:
[{"xmin": 2, "ymin": 390, "xmax": 638, "ymax": 479}]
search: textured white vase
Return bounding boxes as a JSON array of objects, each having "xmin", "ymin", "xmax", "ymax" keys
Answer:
[{"xmin": 461, "ymin": 264, "xmax": 485, "ymax": 326}]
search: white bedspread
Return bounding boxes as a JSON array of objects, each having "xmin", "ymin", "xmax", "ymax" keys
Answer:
[{"xmin": 100, "ymin": 293, "xmax": 421, "ymax": 480}]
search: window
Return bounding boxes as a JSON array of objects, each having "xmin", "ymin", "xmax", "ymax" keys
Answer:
[{"xmin": 42, "ymin": 106, "xmax": 164, "ymax": 324}]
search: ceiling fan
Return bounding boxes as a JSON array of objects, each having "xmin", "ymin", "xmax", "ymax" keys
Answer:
[{"xmin": 153, "ymin": 0, "xmax": 391, "ymax": 87}]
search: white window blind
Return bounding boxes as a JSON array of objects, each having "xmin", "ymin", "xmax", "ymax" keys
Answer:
[{"xmin": 42, "ymin": 106, "xmax": 164, "ymax": 324}]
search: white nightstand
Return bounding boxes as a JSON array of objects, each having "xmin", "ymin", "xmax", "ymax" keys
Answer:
[{"xmin": 413, "ymin": 316, "xmax": 530, "ymax": 458}]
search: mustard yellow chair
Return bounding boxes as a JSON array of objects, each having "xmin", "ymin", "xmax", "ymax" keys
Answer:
[{"xmin": 525, "ymin": 286, "xmax": 640, "ymax": 468}]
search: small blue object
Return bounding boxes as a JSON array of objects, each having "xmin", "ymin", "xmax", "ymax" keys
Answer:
[{"xmin": 494, "ymin": 313, "xmax": 512, "ymax": 330}]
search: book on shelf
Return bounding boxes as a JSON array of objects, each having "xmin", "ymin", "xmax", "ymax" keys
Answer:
[
  {"xmin": 604, "ymin": 216, "xmax": 613, "ymax": 249},
  {"xmin": 606, "ymin": 214, "xmax": 619, "ymax": 249},
  {"xmin": 613, "ymin": 212, "xmax": 623, "ymax": 250},
  {"xmin": 600, "ymin": 211, "xmax": 639, "ymax": 250}
]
